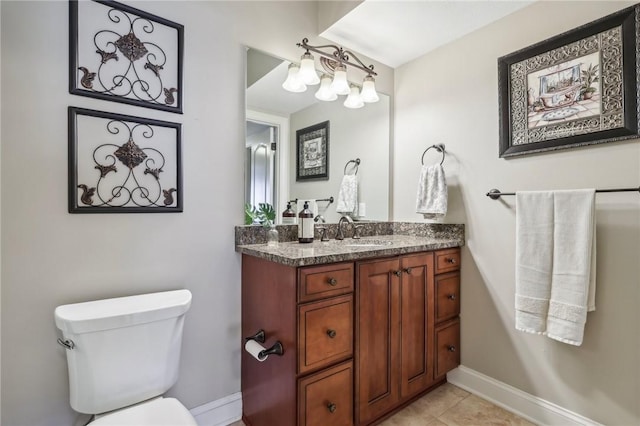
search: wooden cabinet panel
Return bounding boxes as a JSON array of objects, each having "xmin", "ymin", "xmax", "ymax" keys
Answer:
[
  {"xmin": 400, "ymin": 253, "xmax": 435, "ymax": 398},
  {"xmin": 298, "ymin": 361, "xmax": 354, "ymax": 426},
  {"xmin": 435, "ymin": 248, "xmax": 460, "ymax": 274},
  {"xmin": 299, "ymin": 263, "xmax": 354, "ymax": 303},
  {"xmin": 299, "ymin": 295, "xmax": 353, "ymax": 374},
  {"xmin": 356, "ymin": 258, "xmax": 401, "ymax": 424},
  {"xmin": 435, "ymin": 272, "xmax": 460, "ymax": 323},
  {"xmin": 434, "ymin": 319, "xmax": 460, "ymax": 379}
]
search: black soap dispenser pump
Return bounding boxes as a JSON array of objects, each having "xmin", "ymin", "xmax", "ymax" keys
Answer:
[
  {"xmin": 282, "ymin": 202, "xmax": 296, "ymax": 225},
  {"xmin": 298, "ymin": 201, "xmax": 314, "ymax": 243}
]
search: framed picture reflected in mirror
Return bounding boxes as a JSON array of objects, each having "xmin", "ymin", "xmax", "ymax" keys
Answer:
[{"xmin": 296, "ymin": 120, "xmax": 329, "ymax": 181}]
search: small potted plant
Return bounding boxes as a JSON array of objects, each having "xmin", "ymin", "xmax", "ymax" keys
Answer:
[
  {"xmin": 245, "ymin": 203, "xmax": 278, "ymax": 245},
  {"xmin": 580, "ymin": 63, "xmax": 599, "ymax": 100}
]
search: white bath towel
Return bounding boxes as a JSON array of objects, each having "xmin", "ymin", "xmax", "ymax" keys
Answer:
[
  {"xmin": 546, "ymin": 189, "xmax": 596, "ymax": 346},
  {"xmin": 515, "ymin": 189, "xmax": 596, "ymax": 346},
  {"xmin": 336, "ymin": 175, "xmax": 358, "ymax": 214},
  {"xmin": 416, "ymin": 164, "xmax": 447, "ymax": 219},
  {"xmin": 515, "ymin": 191, "xmax": 554, "ymax": 335}
]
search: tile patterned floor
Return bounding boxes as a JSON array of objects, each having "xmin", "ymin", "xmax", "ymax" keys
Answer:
[{"xmin": 229, "ymin": 383, "xmax": 535, "ymax": 425}]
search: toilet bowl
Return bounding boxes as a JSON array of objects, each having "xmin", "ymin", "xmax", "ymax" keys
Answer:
[{"xmin": 55, "ymin": 290, "xmax": 196, "ymax": 425}]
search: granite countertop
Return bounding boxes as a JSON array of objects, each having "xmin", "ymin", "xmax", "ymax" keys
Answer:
[{"xmin": 236, "ymin": 233, "xmax": 463, "ymax": 267}]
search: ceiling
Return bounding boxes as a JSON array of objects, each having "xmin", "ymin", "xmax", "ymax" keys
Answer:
[{"xmin": 320, "ymin": 0, "xmax": 536, "ymax": 68}]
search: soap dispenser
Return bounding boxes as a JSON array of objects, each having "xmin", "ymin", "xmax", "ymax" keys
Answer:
[
  {"xmin": 298, "ymin": 201, "xmax": 314, "ymax": 243},
  {"xmin": 282, "ymin": 202, "xmax": 296, "ymax": 225}
]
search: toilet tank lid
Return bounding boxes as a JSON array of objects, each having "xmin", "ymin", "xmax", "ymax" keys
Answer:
[{"xmin": 55, "ymin": 290, "xmax": 192, "ymax": 334}]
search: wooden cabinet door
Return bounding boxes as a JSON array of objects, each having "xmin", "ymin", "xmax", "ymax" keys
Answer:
[
  {"xmin": 356, "ymin": 258, "xmax": 401, "ymax": 425},
  {"xmin": 399, "ymin": 252, "xmax": 435, "ymax": 398}
]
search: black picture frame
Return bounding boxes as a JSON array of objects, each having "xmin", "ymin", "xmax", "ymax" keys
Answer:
[
  {"xmin": 69, "ymin": 0, "xmax": 184, "ymax": 114},
  {"xmin": 296, "ymin": 121, "xmax": 330, "ymax": 181},
  {"xmin": 68, "ymin": 107, "xmax": 183, "ymax": 213},
  {"xmin": 498, "ymin": 4, "xmax": 639, "ymax": 157}
]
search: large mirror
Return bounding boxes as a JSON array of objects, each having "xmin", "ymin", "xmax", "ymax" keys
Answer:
[{"xmin": 245, "ymin": 47, "xmax": 390, "ymax": 224}]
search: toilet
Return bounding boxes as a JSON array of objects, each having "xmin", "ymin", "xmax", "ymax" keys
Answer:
[{"xmin": 55, "ymin": 289, "xmax": 197, "ymax": 425}]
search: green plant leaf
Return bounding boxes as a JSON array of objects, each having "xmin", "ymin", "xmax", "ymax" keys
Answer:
[
  {"xmin": 244, "ymin": 203, "xmax": 258, "ymax": 225},
  {"xmin": 257, "ymin": 203, "xmax": 276, "ymax": 227}
]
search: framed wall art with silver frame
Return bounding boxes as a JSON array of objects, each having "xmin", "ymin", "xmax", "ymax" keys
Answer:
[
  {"xmin": 69, "ymin": 0, "xmax": 184, "ymax": 113},
  {"xmin": 498, "ymin": 4, "xmax": 639, "ymax": 157},
  {"xmin": 296, "ymin": 120, "xmax": 330, "ymax": 181},
  {"xmin": 68, "ymin": 107, "xmax": 183, "ymax": 213}
]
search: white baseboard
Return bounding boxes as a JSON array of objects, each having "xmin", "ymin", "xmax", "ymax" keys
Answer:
[
  {"xmin": 190, "ymin": 392, "xmax": 242, "ymax": 426},
  {"xmin": 447, "ymin": 366, "xmax": 603, "ymax": 426}
]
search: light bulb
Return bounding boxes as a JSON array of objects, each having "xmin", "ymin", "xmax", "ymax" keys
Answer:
[
  {"xmin": 315, "ymin": 74, "xmax": 338, "ymax": 101},
  {"xmin": 298, "ymin": 52, "xmax": 320, "ymax": 85},
  {"xmin": 361, "ymin": 75, "xmax": 379, "ymax": 103},
  {"xmin": 330, "ymin": 64, "xmax": 351, "ymax": 96},
  {"xmin": 282, "ymin": 63, "xmax": 306, "ymax": 93},
  {"xmin": 344, "ymin": 85, "xmax": 364, "ymax": 109}
]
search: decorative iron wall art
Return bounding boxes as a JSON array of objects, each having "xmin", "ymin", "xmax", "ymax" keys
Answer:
[
  {"xmin": 498, "ymin": 4, "xmax": 639, "ymax": 157},
  {"xmin": 69, "ymin": 107, "xmax": 182, "ymax": 213},
  {"xmin": 69, "ymin": 0, "xmax": 184, "ymax": 113}
]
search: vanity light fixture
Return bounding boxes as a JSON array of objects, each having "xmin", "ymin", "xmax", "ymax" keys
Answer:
[
  {"xmin": 344, "ymin": 84, "xmax": 364, "ymax": 109},
  {"xmin": 283, "ymin": 37, "xmax": 379, "ymax": 107},
  {"xmin": 282, "ymin": 63, "xmax": 306, "ymax": 93},
  {"xmin": 315, "ymin": 74, "xmax": 338, "ymax": 101}
]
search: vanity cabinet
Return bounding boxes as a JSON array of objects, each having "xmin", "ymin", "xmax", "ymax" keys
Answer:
[
  {"xmin": 241, "ymin": 247, "xmax": 460, "ymax": 426},
  {"xmin": 356, "ymin": 253, "xmax": 435, "ymax": 424}
]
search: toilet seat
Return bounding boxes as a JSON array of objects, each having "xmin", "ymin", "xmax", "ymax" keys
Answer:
[{"xmin": 90, "ymin": 397, "xmax": 197, "ymax": 426}]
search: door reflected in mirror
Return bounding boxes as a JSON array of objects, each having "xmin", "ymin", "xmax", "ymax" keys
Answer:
[{"xmin": 245, "ymin": 47, "xmax": 390, "ymax": 224}]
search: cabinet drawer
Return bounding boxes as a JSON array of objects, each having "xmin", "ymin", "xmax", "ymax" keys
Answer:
[
  {"xmin": 435, "ymin": 248, "xmax": 460, "ymax": 274},
  {"xmin": 435, "ymin": 319, "xmax": 460, "ymax": 379},
  {"xmin": 298, "ymin": 295, "xmax": 353, "ymax": 374},
  {"xmin": 435, "ymin": 272, "xmax": 460, "ymax": 323},
  {"xmin": 299, "ymin": 263, "xmax": 354, "ymax": 303},
  {"xmin": 298, "ymin": 360, "xmax": 353, "ymax": 426}
]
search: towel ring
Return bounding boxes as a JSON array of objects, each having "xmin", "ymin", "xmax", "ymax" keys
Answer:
[
  {"xmin": 421, "ymin": 144, "xmax": 445, "ymax": 166},
  {"xmin": 344, "ymin": 158, "xmax": 360, "ymax": 175}
]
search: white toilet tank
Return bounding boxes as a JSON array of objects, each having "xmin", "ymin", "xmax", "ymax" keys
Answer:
[{"xmin": 55, "ymin": 289, "xmax": 192, "ymax": 414}]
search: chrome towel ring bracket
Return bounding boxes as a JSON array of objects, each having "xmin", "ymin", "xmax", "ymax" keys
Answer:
[
  {"xmin": 344, "ymin": 158, "xmax": 360, "ymax": 175},
  {"xmin": 421, "ymin": 144, "xmax": 446, "ymax": 166}
]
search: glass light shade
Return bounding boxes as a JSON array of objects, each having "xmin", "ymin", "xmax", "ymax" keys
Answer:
[
  {"xmin": 330, "ymin": 65, "xmax": 351, "ymax": 96},
  {"xmin": 299, "ymin": 53, "xmax": 320, "ymax": 85},
  {"xmin": 282, "ymin": 63, "xmax": 306, "ymax": 93},
  {"xmin": 343, "ymin": 85, "xmax": 364, "ymax": 109},
  {"xmin": 315, "ymin": 74, "xmax": 338, "ymax": 101},
  {"xmin": 361, "ymin": 75, "xmax": 379, "ymax": 103}
]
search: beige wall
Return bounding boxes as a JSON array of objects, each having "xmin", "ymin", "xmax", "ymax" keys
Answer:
[
  {"xmin": 393, "ymin": 1, "xmax": 639, "ymax": 423},
  {"xmin": 0, "ymin": 1, "xmax": 394, "ymax": 425}
]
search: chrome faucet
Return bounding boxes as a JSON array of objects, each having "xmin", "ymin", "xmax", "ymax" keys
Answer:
[
  {"xmin": 335, "ymin": 215, "xmax": 353, "ymax": 240},
  {"xmin": 314, "ymin": 214, "xmax": 326, "ymax": 223}
]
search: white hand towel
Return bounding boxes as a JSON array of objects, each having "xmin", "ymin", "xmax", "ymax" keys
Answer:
[
  {"xmin": 515, "ymin": 191, "xmax": 554, "ymax": 335},
  {"xmin": 416, "ymin": 164, "xmax": 447, "ymax": 219},
  {"xmin": 336, "ymin": 175, "xmax": 358, "ymax": 214},
  {"xmin": 546, "ymin": 189, "xmax": 596, "ymax": 346}
]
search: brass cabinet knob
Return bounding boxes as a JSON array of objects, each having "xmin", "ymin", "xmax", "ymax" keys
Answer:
[
  {"xmin": 446, "ymin": 257, "xmax": 456, "ymax": 264},
  {"xmin": 327, "ymin": 402, "xmax": 337, "ymax": 413},
  {"xmin": 393, "ymin": 270, "xmax": 402, "ymax": 277},
  {"xmin": 327, "ymin": 277, "xmax": 337, "ymax": 286},
  {"xmin": 447, "ymin": 294, "xmax": 456, "ymax": 300},
  {"xmin": 448, "ymin": 345, "xmax": 456, "ymax": 352},
  {"xmin": 403, "ymin": 267, "xmax": 412, "ymax": 274},
  {"xmin": 327, "ymin": 329, "xmax": 337, "ymax": 338}
]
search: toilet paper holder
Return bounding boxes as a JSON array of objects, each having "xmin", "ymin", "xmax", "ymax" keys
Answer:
[{"xmin": 245, "ymin": 329, "xmax": 284, "ymax": 358}]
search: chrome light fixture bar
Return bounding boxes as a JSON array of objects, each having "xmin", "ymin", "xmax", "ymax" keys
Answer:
[{"xmin": 282, "ymin": 37, "xmax": 379, "ymax": 109}]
